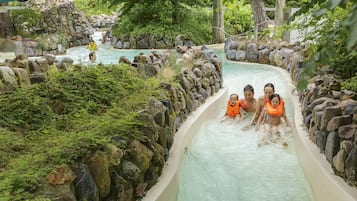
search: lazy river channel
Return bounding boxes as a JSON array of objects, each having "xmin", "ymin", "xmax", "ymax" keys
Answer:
[
  {"xmin": 176, "ymin": 58, "xmax": 315, "ymax": 201},
  {"xmin": 62, "ymin": 36, "xmax": 314, "ymax": 201}
]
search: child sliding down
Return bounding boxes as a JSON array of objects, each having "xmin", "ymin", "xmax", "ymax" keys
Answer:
[
  {"xmin": 256, "ymin": 93, "xmax": 291, "ymax": 148},
  {"xmin": 220, "ymin": 94, "xmax": 244, "ymax": 124}
]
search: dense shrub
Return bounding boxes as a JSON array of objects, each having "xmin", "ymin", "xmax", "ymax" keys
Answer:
[
  {"xmin": 0, "ymin": 64, "xmax": 166, "ymax": 200},
  {"xmin": 112, "ymin": 5, "xmax": 212, "ymax": 45},
  {"xmin": 224, "ymin": 1, "xmax": 252, "ymax": 37}
]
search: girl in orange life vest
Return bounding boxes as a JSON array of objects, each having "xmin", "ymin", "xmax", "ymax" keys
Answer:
[
  {"xmin": 220, "ymin": 94, "xmax": 244, "ymax": 123},
  {"xmin": 256, "ymin": 93, "xmax": 291, "ymax": 147}
]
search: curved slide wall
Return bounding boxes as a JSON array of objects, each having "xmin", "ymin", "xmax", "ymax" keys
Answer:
[
  {"xmin": 142, "ymin": 87, "xmax": 229, "ymax": 201},
  {"xmin": 143, "ymin": 66, "xmax": 357, "ymax": 201}
]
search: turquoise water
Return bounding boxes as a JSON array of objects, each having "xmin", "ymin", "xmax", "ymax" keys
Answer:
[
  {"xmin": 64, "ymin": 45, "xmax": 155, "ymax": 65},
  {"xmin": 177, "ymin": 53, "xmax": 315, "ymax": 201},
  {"xmin": 63, "ymin": 44, "xmax": 315, "ymax": 201},
  {"xmin": 62, "ymin": 32, "xmax": 166, "ymax": 64}
]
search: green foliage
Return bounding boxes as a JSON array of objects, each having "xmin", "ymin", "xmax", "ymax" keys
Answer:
[
  {"xmin": 9, "ymin": 8, "xmax": 42, "ymax": 37},
  {"xmin": 0, "ymin": 154, "xmax": 50, "ymax": 200},
  {"xmin": 112, "ymin": 1, "xmax": 212, "ymax": 45},
  {"xmin": 0, "ymin": 87, "xmax": 54, "ymax": 132},
  {"xmin": 58, "ymin": 34, "xmax": 69, "ymax": 48},
  {"xmin": 0, "ymin": 64, "xmax": 168, "ymax": 199},
  {"xmin": 74, "ymin": 0, "xmax": 118, "ymax": 16},
  {"xmin": 341, "ymin": 76, "xmax": 357, "ymax": 91},
  {"xmin": 177, "ymin": 7, "xmax": 212, "ymax": 45},
  {"xmin": 0, "ymin": 129, "xmax": 27, "ymax": 168},
  {"xmin": 286, "ymin": 0, "xmax": 312, "ymax": 8},
  {"xmin": 295, "ymin": 1, "xmax": 357, "ymax": 90},
  {"xmin": 224, "ymin": 1, "xmax": 252, "ymax": 37}
]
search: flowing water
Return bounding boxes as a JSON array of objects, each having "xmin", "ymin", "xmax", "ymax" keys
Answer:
[
  {"xmin": 177, "ymin": 54, "xmax": 315, "ymax": 201},
  {"xmin": 60, "ymin": 32, "xmax": 156, "ymax": 64},
  {"xmin": 62, "ymin": 41, "xmax": 315, "ymax": 201}
]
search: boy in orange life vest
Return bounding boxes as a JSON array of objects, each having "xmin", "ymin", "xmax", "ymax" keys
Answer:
[
  {"xmin": 220, "ymin": 94, "xmax": 244, "ymax": 123},
  {"xmin": 257, "ymin": 93, "xmax": 291, "ymax": 147}
]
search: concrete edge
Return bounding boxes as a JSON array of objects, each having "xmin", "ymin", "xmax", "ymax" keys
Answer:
[
  {"xmin": 142, "ymin": 87, "xmax": 229, "ymax": 201},
  {"xmin": 277, "ymin": 67, "xmax": 357, "ymax": 201},
  {"xmin": 142, "ymin": 62, "xmax": 357, "ymax": 201}
]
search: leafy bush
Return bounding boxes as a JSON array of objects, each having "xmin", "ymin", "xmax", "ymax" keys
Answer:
[
  {"xmin": 9, "ymin": 9, "xmax": 42, "ymax": 37},
  {"xmin": 74, "ymin": 0, "xmax": 118, "ymax": 16},
  {"xmin": 341, "ymin": 76, "xmax": 357, "ymax": 91},
  {"xmin": 112, "ymin": 4, "xmax": 212, "ymax": 45},
  {"xmin": 224, "ymin": 1, "xmax": 252, "ymax": 37},
  {"xmin": 296, "ymin": 4, "xmax": 357, "ymax": 89},
  {"xmin": 0, "ymin": 87, "xmax": 54, "ymax": 132},
  {"xmin": 0, "ymin": 64, "xmax": 167, "ymax": 199}
]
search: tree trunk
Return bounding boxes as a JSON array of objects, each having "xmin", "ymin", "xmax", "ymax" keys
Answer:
[
  {"xmin": 212, "ymin": 0, "xmax": 224, "ymax": 43},
  {"xmin": 171, "ymin": 0, "xmax": 179, "ymax": 25},
  {"xmin": 251, "ymin": 0, "xmax": 268, "ymax": 34},
  {"xmin": 274, "ymin": 0, "xmax": 286, "ymax": 39},
  {"xmin": 274, "ymin": 0, "xmax": 286, "ymax": 27},
  {"xmin": 0, "ymin": 11, "xmax": 13, "ymax": 38}
]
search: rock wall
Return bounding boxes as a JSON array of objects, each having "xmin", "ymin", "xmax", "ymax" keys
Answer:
[
  {"xmin": 0, "ymin": 47, "xmax": 223, "ymax": 200},
  {"xmin": 112, "ymin": 34, "xmax": 194, "ymax": 50},
  {"xmin": 225, "ymin": 38, "xmax": 357, "ymax": 188},
  {"xmin": 2, "ymin": 1, "xmax": 93, "ymax": 56}
]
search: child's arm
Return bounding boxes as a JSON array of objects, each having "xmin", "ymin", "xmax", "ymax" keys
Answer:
[
  {"xmin": 220, "ymin": 104, "xmax": 229, "ymax": 123},
  {"xmin": 237, "ymin": 112, "xmax": 245, "ymax": 123},
  {"xmin": 255, "ymin": 109, "xmax": 266, "ymax": 130},
  {"xmin": 282, "ymin": 107, "xmax": 291, "ymax": 127}
]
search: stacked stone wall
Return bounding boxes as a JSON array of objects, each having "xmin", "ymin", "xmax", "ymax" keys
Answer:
[
  {"xmin": 225, "ymin": 37, "xmax": 357, "ymax": 188},
  {"xmin": 0, "ymin": 46, "xmax": 223, "ymax": 200}
]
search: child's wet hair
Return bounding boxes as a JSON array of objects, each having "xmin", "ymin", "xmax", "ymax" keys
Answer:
[
  {"xmin": 243, "ymin": 84, "xmax": 254, "ymax": 93},
  {"xmin": 269, "ymin": 93, "xmax": 280, "ymax": 101},
  {"xmin": 230, "ymin": 93, "xmax": 239, "ymax": 100},
  {"xmin": 89, "ymin": 51, "xmax": 96, "ymax": 59}
]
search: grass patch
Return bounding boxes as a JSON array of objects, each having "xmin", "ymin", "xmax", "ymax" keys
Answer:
[{"xmin": 0, "ymin": 64, "xmax": 169, "ymax": 199}]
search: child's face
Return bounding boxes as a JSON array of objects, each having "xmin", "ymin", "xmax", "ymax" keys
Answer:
[
  {"xmin": 230, "ymin": 95, "xmax": 238, "ymax": 105},
  {"xmin": 244, "ymin": 90, "xmax": 254, "ymax": 101},
  {"xmin": 271, "ymin": 97, "xmax": 280, "ymax": 107}
]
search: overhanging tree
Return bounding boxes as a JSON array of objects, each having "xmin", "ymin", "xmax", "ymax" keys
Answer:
[
  {"xmin": 251, "ymin": 0, "xmax": 268, "ymax": 39},
  {"xmin": 293, "ymin": 0, "xmax": 357, "ymax": 89}
]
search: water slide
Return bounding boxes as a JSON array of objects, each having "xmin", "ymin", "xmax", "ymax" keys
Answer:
[
  {"xmin": 142, "ymin": 50, "xmax": 357, "ymax": 201},
  {"xmin": 57, "ymin": 40, "xmax": 357, "ymax": 201}
]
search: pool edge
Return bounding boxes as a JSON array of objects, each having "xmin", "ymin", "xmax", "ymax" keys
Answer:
[
  {"xmin": 281, "ymin": 68, "xmax": 357, "ymax": 201},
  {"xmin": 142, "ymin": 87, "xmax": 229, "ymax": 201},
  {"xmin": 143, "ymin": 64, "xmax": 357, "ymax": 201}
]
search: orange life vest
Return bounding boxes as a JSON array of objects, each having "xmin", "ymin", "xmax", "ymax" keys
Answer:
[
  {"xmin": 266, "ymin": 99, "xmax": 285, "ymax": 117},
  {"xmin": 226, "ymin": 100, "xmax": 240, "ymax": 118}
]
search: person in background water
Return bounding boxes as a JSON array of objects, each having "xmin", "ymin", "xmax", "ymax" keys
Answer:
[
  {"xmin": 256, "ymin": 93, "xmax": 291, "ymax": 147},
  {"xmin": 244, "ymin": 83, "xmax": 275, "ymax": 129},
  {"xmin": 239, "ymin": 84, "xmax": 257, "ymax": 113},
  {"xmin": 221, "ymin": 93, "xmax": 244, "ymax": 123},
  {"xmin": 89, "ymin": 51, "xmax": 97, "ymax": 63},
  {"xmin": 88, "ymin": 39, "xmax": 97, "ymax": 51},
  {"xmin": 102, "ymin": 32, "xmax": 107, "ymax": 44}
]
